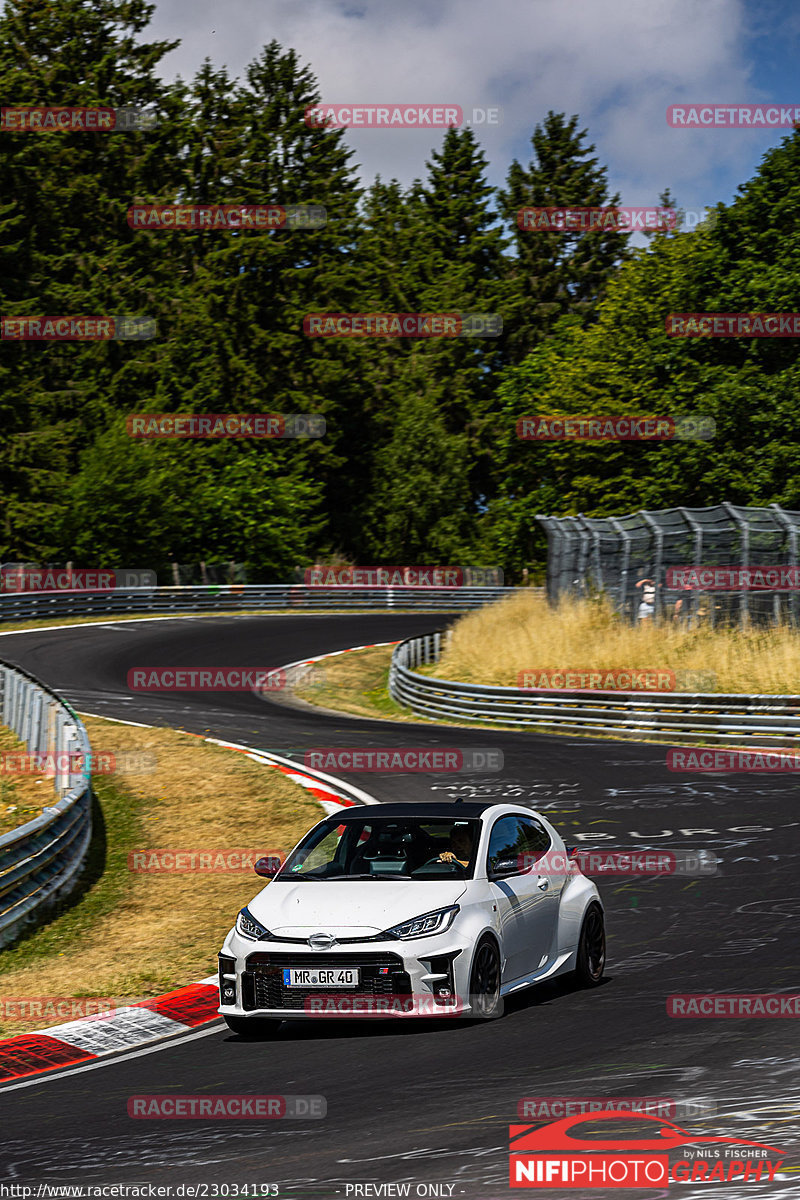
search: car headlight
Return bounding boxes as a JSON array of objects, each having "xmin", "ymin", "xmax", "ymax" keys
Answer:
[
  {"xmin": 236, "ymin": 906, "xmax": 271, "ymax": 941},
  {"xmin": 383, "ymin": 905, "xmax": 460, "ymax": 940}
]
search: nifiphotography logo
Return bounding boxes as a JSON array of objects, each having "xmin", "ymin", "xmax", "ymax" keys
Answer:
[{"xmin": 508, "ymin": 1110, "xmax": 785, "ymax": 1187}]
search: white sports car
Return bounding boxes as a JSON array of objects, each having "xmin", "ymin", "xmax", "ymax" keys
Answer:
[{"xmin": 218, "ymin": 801, "xmax": 605, "ymax": 1035}]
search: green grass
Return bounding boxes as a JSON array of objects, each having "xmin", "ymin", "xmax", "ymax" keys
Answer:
[{"xmin": 0, "ymin": 775, "xmax": 144, "ymax": 979}]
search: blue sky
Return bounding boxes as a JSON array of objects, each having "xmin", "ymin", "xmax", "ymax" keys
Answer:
[{"xmin": 147, "ymin": 0, "xmax": 799, "ymax": 217}]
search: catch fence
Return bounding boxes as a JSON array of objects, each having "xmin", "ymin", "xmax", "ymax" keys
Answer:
[{"xmin": 536, "ymin": 503, "xmax": 800, "ymax": 625}]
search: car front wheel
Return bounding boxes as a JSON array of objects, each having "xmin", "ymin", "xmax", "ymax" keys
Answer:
[
  {"xmin": 575, "ymin": 903, "xmax": 605, "ymax": 986},
  {"xmin": 468, "ymin": 936, "xmax": 503, "ymax": 1019},
  {"xmin": 223, "ymin": 1015, "xmax": 283, "ymax": 1038}
]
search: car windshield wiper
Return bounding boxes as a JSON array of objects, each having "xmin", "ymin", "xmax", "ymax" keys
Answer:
[{"xmin": 332, "ymin": 873, "xmax": 413, "ymax": 880}]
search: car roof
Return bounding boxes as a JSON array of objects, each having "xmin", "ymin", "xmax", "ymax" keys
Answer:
[{"xmin": 322, "ymin": 801, "xmax": 503, "ymax": 820}]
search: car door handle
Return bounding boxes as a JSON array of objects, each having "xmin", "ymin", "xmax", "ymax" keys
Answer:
[{"xmin": 537, "ymin": 877, "xmax": 549, "ymax": 890}]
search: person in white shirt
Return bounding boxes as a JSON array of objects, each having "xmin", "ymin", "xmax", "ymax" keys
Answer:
[{"xmin": 635, "ymin": 577, "xmax": 656, "ymax": 620}]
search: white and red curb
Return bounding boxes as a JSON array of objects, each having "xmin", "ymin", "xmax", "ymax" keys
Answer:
[{"xmin": 0, "ymin": 733, "xmax": 376, "ymax": 1084}]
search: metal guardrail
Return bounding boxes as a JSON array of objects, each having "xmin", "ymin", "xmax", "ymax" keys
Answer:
[
  {"xmin": 0, "ymin": 584, "xmax": 526, "ymax": 624},
  {"xmin": 0, "ymin": 662, "xmax": 93, "ymax": 948},
  {"xmin": 389, "ymin": 633, "xmax": 800, "ymax": 748}
]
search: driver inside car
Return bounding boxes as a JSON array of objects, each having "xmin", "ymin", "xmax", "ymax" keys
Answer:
[{"xmin": 438, "ymin": 824, "xmax": 473, "ymax": 869}]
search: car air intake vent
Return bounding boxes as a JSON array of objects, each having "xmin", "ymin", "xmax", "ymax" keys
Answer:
[{"xmin": 241, "ymin": 953, "xmax": 411, "ymax": 1011}]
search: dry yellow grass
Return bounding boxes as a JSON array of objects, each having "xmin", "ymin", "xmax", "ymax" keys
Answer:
[
  {"xmin": 0, "ymin": 717, "xmax": 322, "ymax": 1034},
  {"xmin": 293, "ymin": 647, "xmax": 418, "ymax": 720},
  {"xmin": 434, "ymin": 591, "xmax": 800, "ymax": 694},
  {"xmin": 0, "ymin": 725, "xmax": 54, "ymax": 834}
]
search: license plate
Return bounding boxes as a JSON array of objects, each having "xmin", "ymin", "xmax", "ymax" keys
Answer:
[{"xmin": 282, "ymin": 967, "xmax": 360, "ymax": 988}]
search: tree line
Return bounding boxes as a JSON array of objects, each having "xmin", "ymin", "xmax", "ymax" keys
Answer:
[{"xmin": 1, "ymin": 0, "xmax": 798, "ymax": 581}]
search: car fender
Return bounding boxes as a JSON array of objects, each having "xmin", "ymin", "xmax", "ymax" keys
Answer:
[
  {"xmin": 556, "ymin": 872, "xmax": 603, "ymax": 955},
  {"xmin": 457, "ymin": 887, "xmax": 503, "ymax": 944},
  {"xmin": 452, "ymin": 886, "xmax": 504, "ymax": 972}
]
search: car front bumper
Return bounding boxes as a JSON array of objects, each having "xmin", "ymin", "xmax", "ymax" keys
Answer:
[{"xmin": 218, "ymin": 927, "xmax": 474, "ymax": 1019}]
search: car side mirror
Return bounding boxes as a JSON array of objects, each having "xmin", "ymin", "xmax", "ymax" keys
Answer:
[
  {"xmin": 489, "ymin": 857, "xmax": 520, "ymax": 879},
  {"xmin": 254, "ymin": 855, "xmax": 282, "ymax": 878}
]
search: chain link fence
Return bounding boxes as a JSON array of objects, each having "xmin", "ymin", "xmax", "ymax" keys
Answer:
[{"xmin": 537, "ymin": 503, "xmax": 800, "ymax": 626}]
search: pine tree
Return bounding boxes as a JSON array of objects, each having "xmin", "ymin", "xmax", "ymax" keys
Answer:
[
  {"xmin": 498, "ymin": 111, "xmax": 631, "ymax": 363},
  {"xmin": 0, "ymin": 0, "xmax": 179, "ymax": 559}
]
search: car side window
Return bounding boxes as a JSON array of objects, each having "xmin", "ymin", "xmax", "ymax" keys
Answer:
[
  {"xmin": 487, "ymin": 815, "xmax": 552, "ymax": 876},
  {"xmin": 487, "ymin": 816, "xmax": 524, "ymax": 876},
  {"xmin": 517, "ymin": 817, "xmax": 551, "ymax": 867}
]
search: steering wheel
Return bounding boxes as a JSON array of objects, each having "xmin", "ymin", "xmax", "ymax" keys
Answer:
[{"xmin": 418, "ymin": 855, "xmax": 466, "ymax": 872}]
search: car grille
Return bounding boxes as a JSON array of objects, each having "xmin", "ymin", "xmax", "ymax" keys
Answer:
[{"xmin": 241, "ymin": 952, "xmax": 411, "ymax": 1011}]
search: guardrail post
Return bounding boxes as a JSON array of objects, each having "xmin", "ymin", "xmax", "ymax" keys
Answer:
[
  {"xmin": 8, "ymin": 671, "xmax": 18, "ymax": 732},
  {"xmin": 30, "ymin": 688, "xmax": 44, "ymax": 753},
  {"xmin": 22, "ymin": 677, "xmax": 35, "ymax": 744}
]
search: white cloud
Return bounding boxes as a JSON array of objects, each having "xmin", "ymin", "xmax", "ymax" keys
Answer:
[{"xmin": 147, "ymin": 0, "xmax": 776, "ymax": 210}]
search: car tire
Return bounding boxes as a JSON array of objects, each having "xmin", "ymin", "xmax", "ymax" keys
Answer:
[
  {"xmin": 574, "ymin": 902, "xmax": 605, "ymax": 987},
  {"xmin": 468, "ymin": 935, "xmax": 504, "ymax": 1019},
  {"xmin": 223, "ymin": 1015, "xmax": 283, "ymax": 1038}
]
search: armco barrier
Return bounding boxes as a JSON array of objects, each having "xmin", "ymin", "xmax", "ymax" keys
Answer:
[
  {"xmin": 0, "ymin": 662, "xmax": 92, "ymax": 948},
  {"xmin": 389, "ymin": 633, "xmax": 800, "ymax": 748},
  {"xmin": 0, "ymin": 584, "xmax": 526, "ymax": 623}
]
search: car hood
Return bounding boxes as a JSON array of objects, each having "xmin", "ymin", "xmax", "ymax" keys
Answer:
[{"xmin": 247, "ymin": 879, "xmax": 468, "ymax": 937}]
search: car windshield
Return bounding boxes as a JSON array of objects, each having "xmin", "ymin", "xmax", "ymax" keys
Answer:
[{"xmin": 277, "ymin": 817, "xmax": 480, "ymax": 880}]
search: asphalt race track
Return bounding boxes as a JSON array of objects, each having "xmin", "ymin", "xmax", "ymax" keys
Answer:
[{"xmin": 0, "ymin": 614, "xmax": 798, "ymax": 1197}]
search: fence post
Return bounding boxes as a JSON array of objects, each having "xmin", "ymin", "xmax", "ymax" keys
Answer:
[
  {"xmin": 608, "ymin": 518, "xmax": 630, "ymax": 617},
  {"xmin": 770, "ymin": 504, "xmax": 798, "ymax": 627},
  {"xmin": 639, "ymin": 511, "xmax": 664, "ymax": 620},
  {"xmin": 678, "ymin": 508, "xmax": 703, "ymax": 626},
  {"xmin": 723, "ymin": 503, "xmax": 749, "ymax": 628}
]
